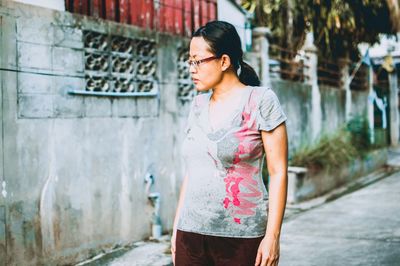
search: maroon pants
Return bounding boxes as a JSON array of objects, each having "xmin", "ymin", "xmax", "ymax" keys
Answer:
[{"xmin": 175, "ymin": 229, "xmax": 264, "ymax": 266}]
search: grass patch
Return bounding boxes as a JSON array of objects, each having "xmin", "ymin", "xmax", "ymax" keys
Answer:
[
  {"xmin": 290, "ymin": 128, "xmax": 358, "ymax": 172},
  {"xmin": 289, "ymin": 116, "xmax": 385, "ymax": 173}
]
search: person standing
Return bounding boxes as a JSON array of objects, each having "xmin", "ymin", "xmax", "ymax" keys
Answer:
[{"xmin": 171, "ymin": 21, "xmax": 288, "ymax": 266}]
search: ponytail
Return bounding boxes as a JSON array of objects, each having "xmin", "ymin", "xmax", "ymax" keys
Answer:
[{"xmin": 238, "ymin": 60, "xmax": 260, "ymax": 86}]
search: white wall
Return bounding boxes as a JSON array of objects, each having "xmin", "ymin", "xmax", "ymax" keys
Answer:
[
  {"xmin": 217, "ymin": 0, "xmax": 247, "ymax": 51},
  {"xmin": 13, "ymin": 0, "xmax": 65, "ymax": 11}
]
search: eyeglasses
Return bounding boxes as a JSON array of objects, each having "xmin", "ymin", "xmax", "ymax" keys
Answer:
[{"xmin": 187, "ymin": 56, "xmax": 219, "ymax": 69}]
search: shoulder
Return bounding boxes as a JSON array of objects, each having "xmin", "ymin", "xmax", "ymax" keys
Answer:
[
  {"xmin": 252, "ymin": 87, "xmax": 287, "ymax": 130},
  {"xmin": 252, "ymin": 86, "xmax": 277, "ymax": 97},
  {"xmin": 248, "ymin": 86, "xmax": 280, "ymax": 106}
]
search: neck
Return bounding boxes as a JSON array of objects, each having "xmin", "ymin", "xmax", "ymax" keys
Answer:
[{"xmin": 211, "ymin": 72, "xmax": 246, "ymax": 102}]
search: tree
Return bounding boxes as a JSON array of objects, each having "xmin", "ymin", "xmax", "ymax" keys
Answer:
[{"xmin": 242, "ymin": 0, "xmax": 400, "ymax": 61}]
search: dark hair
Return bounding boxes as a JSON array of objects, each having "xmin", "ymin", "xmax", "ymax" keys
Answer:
[{"xmin": 192, "ymin": 21, "xmax": 260, "ymax": 86}]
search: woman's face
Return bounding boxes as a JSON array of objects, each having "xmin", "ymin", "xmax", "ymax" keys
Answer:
[{"xmin": 189, "ymin": 37, "xmax": 223, "ymax": 92}]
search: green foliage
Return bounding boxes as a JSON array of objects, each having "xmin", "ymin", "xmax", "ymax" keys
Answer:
[
  {"xmin": 290, "ymin": 128, "xmax": 358, "ymax": 172},
  {"xmin": 346, "ymin": 115, "xmax": 372, "ymax": 153},
  {"xmin": 289, "ymin": 115, "xmax": 386, "ymax": 172},
  {"xmin": 241, "ymin": 0, "xmax": 397, "ymax": 60},
  {"xmin": 347, "ymin": 115, "xmax": 388, "ymax": 151}
]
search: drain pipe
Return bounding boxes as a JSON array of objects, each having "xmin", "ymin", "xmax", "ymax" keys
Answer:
[{"xmin": 144, "ymin": 172, "xmax": 162, "ymax": 239}]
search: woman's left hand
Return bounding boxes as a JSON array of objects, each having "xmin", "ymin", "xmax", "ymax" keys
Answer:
[{"xmin": 254, "ymin": 235, "xmax": 280, "ymax": 266}]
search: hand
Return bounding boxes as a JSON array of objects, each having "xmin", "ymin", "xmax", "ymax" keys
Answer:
[
  {"xmin": 254, "ymin": 235, "xmax": 280, "ymax": 266},
  {"xmin": 171, "ymin": 230, "xmax": 177, "ymax": 265}
]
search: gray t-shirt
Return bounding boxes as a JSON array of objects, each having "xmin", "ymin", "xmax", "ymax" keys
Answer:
[{"xmin": 178, "ymin": 86, "xmax": 287, "ymax": 238}]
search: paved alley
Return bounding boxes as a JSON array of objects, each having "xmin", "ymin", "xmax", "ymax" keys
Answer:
[{"xmin": 279, "ymin": 171, "xmax": 400, "ymax": 266}]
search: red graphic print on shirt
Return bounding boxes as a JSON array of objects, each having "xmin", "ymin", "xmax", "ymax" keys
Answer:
[{"xmin": 222, "ymin": 98, "xmax": 264, "ymax": 224}]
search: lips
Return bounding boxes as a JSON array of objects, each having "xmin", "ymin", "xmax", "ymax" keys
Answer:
[{"xmin": 192, "ymin": 78, "xmax": 199, "ymax": 83}]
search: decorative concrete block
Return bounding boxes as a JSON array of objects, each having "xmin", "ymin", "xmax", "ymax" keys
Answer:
[
  {"xmin": 52, "ymin": 46, "xmax": 84, "ymax": 73},
  {"xmin": 17, "ymin": 42, "xmax": 52, "ymax": 70},
  {"xmin": 18, "ymin": 94, "xmax": 53, "ymax": 118},
  {"xmin": 18, "ymin": 72, "xmax": 53, "ymax": 94}
]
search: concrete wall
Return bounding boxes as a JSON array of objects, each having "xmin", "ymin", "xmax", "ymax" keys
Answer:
[
  {"xmin": 0, "ymin": 1, "xmax": 191, "ymax": 265},
  {"xmin": 351, "ymin": 90, "xmax": 369, "ymax": 119},
  {"xmin": 319, "ymin": 85, "xmax": 347, "ymax": 134},
  {"xmin": 271, "ymin": 81, "xmax": 368, "ymax": 155},
  {"xmin": 271, "ymin": 80, "xmax": 313, "ymax": 153}
]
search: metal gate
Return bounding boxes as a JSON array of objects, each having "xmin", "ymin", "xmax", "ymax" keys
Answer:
[{"xmin": 65, "ymin": 0, "xmax": 218, "ymax": 37}]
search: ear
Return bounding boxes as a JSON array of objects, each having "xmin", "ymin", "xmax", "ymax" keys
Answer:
[{"xmin": 220, "ymin": 54, "xmax": 232, "ymax": 72}]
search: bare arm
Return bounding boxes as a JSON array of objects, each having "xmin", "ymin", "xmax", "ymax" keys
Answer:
[
  {"xmin": 262, "ymin": 122, "xmax": 288, "ymax": 238},
  {"xmin": 255, "ymin": 122, "xmax": 288, "ymax": 266}
]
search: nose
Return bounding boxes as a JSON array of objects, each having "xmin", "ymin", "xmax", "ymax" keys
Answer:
[{"xmin": 189, "ymin": 64, "xmax": 197, "ymax": 74}]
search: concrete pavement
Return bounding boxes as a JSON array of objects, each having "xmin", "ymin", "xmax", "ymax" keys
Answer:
[{"xmin": 279, "ymin": 171, "xmax": 400, "ymax": 266}]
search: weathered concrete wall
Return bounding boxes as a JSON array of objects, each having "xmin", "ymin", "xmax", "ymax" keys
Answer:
[
  {"xmin": 351, "ymin": 90, "xmax": 369, "ymax": 120},
  {"xmin": 271, "ymin": 80, "xmax": 313, "ymax": 154},
  {"xmin": 0, "ymin": 1, "xmax": 190, "ymax": 265},
  {"xmin": 319, "ymin": 85, "xmax": 347, "ymax": 134},
  {"xmin": 270, "ymin": 81, "xmax": 368, "ymax": 155}
]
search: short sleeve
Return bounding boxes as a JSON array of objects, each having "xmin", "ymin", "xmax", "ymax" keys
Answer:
[{"xmin": 257, "ymin": 88, "xmax": 287, "ymax": 131}]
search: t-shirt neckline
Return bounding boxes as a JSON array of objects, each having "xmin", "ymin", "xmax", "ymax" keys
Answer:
[{"xmin": 205, "ymin": 86, "xmax": 254, "ymax": 134}]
